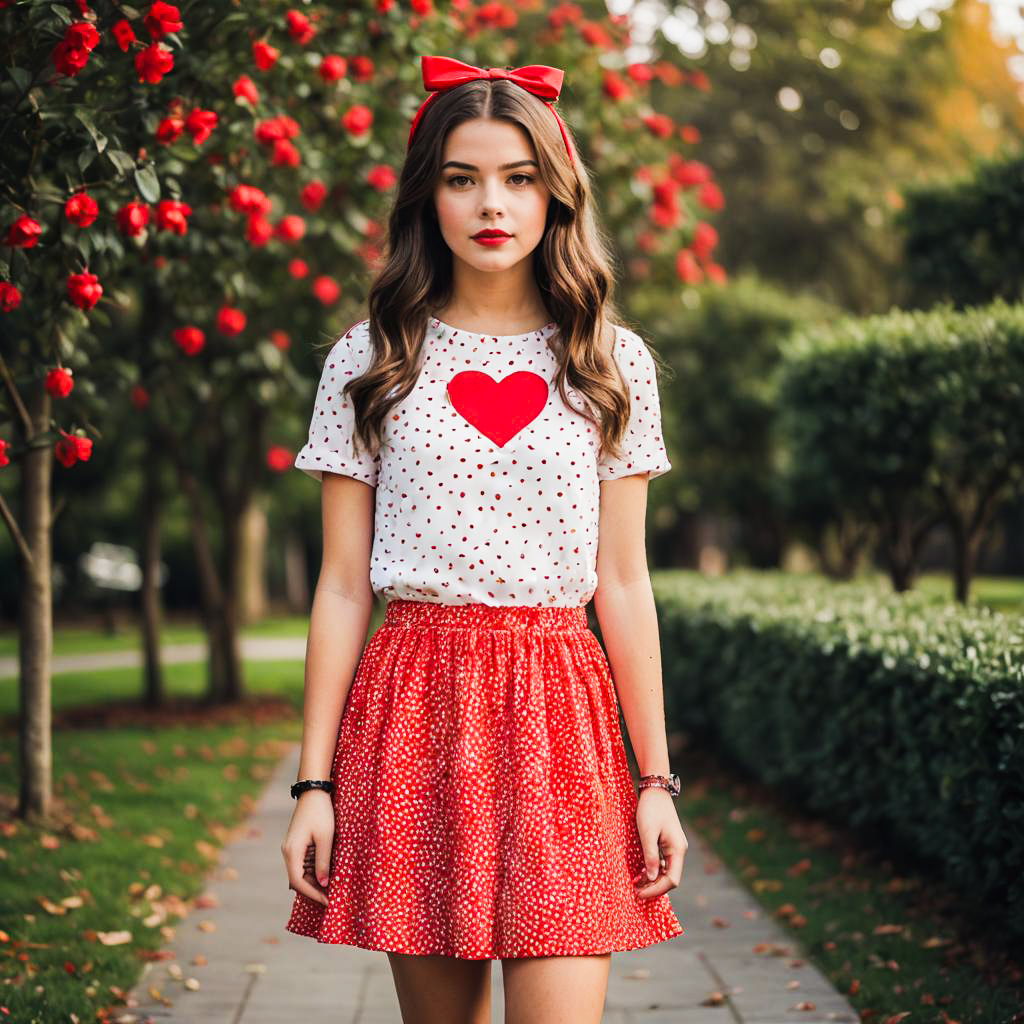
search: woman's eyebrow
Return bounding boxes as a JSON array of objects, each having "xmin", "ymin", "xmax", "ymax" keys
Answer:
[{"xmin": 441, "ymin": 159, "xmax": 539, "ymax": 171}]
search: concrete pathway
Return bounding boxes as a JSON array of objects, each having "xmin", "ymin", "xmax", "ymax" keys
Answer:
[
  {"xmin": 0, "ymin": 636, "xmax": 309, "ymax": 682},
  {"xmin": 117, "ymin": 744, "xmax": 859, "ymax": 1024}
]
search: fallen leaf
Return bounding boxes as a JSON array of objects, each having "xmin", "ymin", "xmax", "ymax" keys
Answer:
[
  {"xmin": 701, "ymin": 991, "xmax": 727, "ymax": 1006},
  {"xmin": 96, "ymin": 931, "xmax": 132, "ymax": 946}
]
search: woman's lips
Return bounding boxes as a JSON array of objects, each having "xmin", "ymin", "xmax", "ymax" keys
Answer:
[{"xmin": 472, "ymin": 234, "xmax": 512, "ymax": 247}]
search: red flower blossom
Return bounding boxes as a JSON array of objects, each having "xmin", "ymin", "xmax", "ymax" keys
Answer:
[
  {"xmin": 116, "ymin": 202, "xmax": 151, "ymax": 236},
  {"xmin": 156, "ymin": 199, "xmax": 192, "ymax": 235},
  {"xmin": 642, "ymin": 113, "xmax": 674, "ymax": 139},
  {"xmin": 184, "ymin": 108, "xmax": 217, "ymax": 145},
  {"xmin": 233, "ymin": 75, "xmax": 260, "ymax": 105},
  {"xmin": 144, "ymin": 2, "xmax": 183, "ymax": 39},
  {"xmin": 67, "ymin": 271, "xmax": 103, "ymax": 311},
  {"xmin": 228, "ymin": 185, "xmax": 271, "ymax": 216},
  {"xmin": 253, "ymin": 40, "xmax": 279, "ymax": 71},
  {"xmin": 312, "ymin": 275, "xmax": 339, "ymax": 305},
  {"xmin": 135, "ymin": 42, "xmax": 174, "ymax": 83},
  {"xmin": 366, "ymin": 165, "xmax": 396, "ymax": 191},
  {"xmin": 0, "ymin": 438, "xmax": 9, "ymax": 468},
  {"xmin": 131, "ymin": 385, "xmax": 150, "ymax": 409},
  {"xmin": 341, "ymin": 105, "xmax": 373, "ymax": 136},
  {"xmin": 602, "ymin": 71, "xmax": 630, "ymax": 101},
  {"xmin": 626, "ymin": 63, "xmax": 654, "ymax": 84},
  {"xmin": 172, "ymin": 325, "xmax": 205, "ymax": 355},
  {"xmin": 112, "ymin": 19, "xmax": 136, "ymax": 51},
  {"xmin": 299, "ymin": 180, "xmax": 327, "ymax": 212},
  {"xmin": 672, "ymin": 159, "xmax": 712, "ymax": 187},
  {"xmin": 271, "ymin": 138, "xmax": 300, "ymax": 167},
  {"xmin": 698, "ymin": 181, "xmax": 724, "ymax": 211},
  {"xmin": 65, "ymin": 190, "xmax": 99, "ymax": 228},
  {"xmin": 579, "ymin": 20, "xmax": 610, "ymax": 46},
  {"xmin": 246, "ymin": 215, "xmax": 274, "ymax": 246},
  {"xmin": 676, "ymin": 249, "xmax": 703, "ymax": 285},
  {"xmin": 52, "ymin": 22, "xmax": 100, "ymax": 77},
  {"xmin": 156, "ymin": 115, "xmax": 185, "ymax": 145},
  {"xmin": 288, "ymin": 258, "xmax": 308, "ymax": 278},
  {"xmin": 216, "ymin": 307, "xmax": 246, "ymax": 336},
  {"xmin": 318, "ymin": 55, "xmax": 347, "ymax": 83},
  {"xmin": 45, "ymin": 367, "xmax": 74, "ymax": 399},
  {"xmin": 350, "ymin": 56, "xmax": 374, "ymax": 82},
  {"xmin": 5, "ymin": 215, "xmax": 42, "ymax": 248},
  {"xmin": 55, "ymin": 431, "xmax": 93, "ymax": 468},
  {"xmin": 275, "ymin": 215, "xmax": 306, "ymax": 242},
  {"xmin": 0, "ymin": 282, "xmax": 22, "ymax": 312},
  {"xmin": 266, "ymin": 444, "xmax": 294, "ymax": 471},
  {"xmin": 285, "ymin": 10, "xmax": 316, "ymax": 44},
  {"xmin": 692, "ymin": 221, "xmax": 718, "ymax": 262},
  {"xmin": 269, "ymin": 329, "xmax": 291, "ymax": 350}
]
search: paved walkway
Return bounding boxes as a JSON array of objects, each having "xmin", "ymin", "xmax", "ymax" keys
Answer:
[{"xmin": 118, "ymin": 743, "xmax": 859, "ymax": 1024}]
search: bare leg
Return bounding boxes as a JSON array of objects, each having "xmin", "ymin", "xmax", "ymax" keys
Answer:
[
  {"xmin": 501, "ymin": 953, "xmax": 612, "ymax": 1024},
  {"xmin": 386, "ymin": 951, "xmax": 493, "ymax": 1024}
]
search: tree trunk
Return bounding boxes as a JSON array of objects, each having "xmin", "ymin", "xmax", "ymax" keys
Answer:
[
  {"xmin": 140, "ymin": 423, "xmax": 165, "ymax": 709},
  {"xmin": 18, "ymin": 383, "xmax": 53, "ymax": 821},
  {"xmin": 284, "ymin": 529, "xmax": 310, "ymax": 611},
  {"xmin": 218, "ymin": 493, "xmax": 245, "ymax": 702},
  {"xmin": 238, "ymin": 494, "xmax": 268, "ymax": 624}
]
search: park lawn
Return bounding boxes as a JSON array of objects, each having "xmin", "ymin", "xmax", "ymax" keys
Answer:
[
  {"xmin": 0, "ymin": 666, "xmax": 304, "ymax": 1024},
  {"xmin": 672, "ymin": 743, "xmax": 1024, "ymax": 1023}
]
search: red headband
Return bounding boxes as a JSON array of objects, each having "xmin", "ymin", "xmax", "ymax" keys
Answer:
[{"xmin": 407, "ymin": 55, "xmax": 575, "ymax": 166}]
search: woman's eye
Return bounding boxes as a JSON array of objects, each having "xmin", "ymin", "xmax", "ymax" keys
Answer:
[{"xmin": 446, "ymin": 174, "xmax": 534, "ymax": 187}]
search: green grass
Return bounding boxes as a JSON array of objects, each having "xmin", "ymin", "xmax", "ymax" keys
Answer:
[
  {"xmin": 0, "ymin": 670, "xmax": 304, "ymax": 1023},
  {"xmin": 673, "ymin": 743, "xmax": 1024, "ymax": 1023}
]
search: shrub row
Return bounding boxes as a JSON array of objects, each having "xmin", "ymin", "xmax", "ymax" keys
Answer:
[{"xmin": 652, "ymin": 569, "xmax": 1024, "ymax": 939}]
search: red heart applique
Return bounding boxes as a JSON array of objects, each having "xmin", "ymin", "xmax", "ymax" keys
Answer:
[{"xmin": 447, "ymin": 370, "xmax": 548, "ymax": 446}]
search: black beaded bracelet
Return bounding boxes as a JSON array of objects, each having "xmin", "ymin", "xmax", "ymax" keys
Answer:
[{"xmin": 291, "ymin": 779, "xmax": 333, "ymax": 799}]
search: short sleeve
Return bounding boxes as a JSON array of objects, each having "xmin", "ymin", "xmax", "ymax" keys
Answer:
[
  {"xmin": 294, "ymin": 321, "xmax": 379, "ymax": 486},
  {"xmin": 596, "ymin": 326, "xmax": 672, "ymax": 481}
]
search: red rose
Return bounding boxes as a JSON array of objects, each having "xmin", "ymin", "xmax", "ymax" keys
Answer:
[
  {"xmin": 0, "ymin": 282, "xmax": 22, "ymax": 312},
  {"xmin": 672, "ymin": 160, "xmax": 711, "ymax": 187},
  {"xmin": 692, "ymin": 221, "xmax": 718, "ymax": 262},
  {"xmin": 341, "ymin": 105, "xmax": 373, "ymax": 136},
  {"xmin": 65, "ymin": 191, "xmax": 99, "ymax": 227},
  {"xmin": 350, "ymin": 56, "xmax": 374, "ymax": 82},
  {"xmin": 172, "ymin": 325, "xmax": 205, "ymax": 355},
  {"xmin": 45, "ymin": 367, "xmax": 74, "ymax": 399},
  {"xmin": 318, "ymin": 55, "xmax": 347, "ymax": 83},
  {"xmin": 602, "ymin": 71, "xmax": 630, "ymax": 101},
  {"xmin": 246, "ymin": 215, "xmax": 274, "ymax": 246},
  {"xmin": 185, "ymin": 108, "xmax": 217, "ymax": 145},
  {"xmin": 156, "ymin": 199, "xmax": 191, "ymax": 235},
  {"xmin": 299, "ymin": 180, "xmax": 327, "ymax": 212},
  {"xmin": 0, "ymin": 438, "xmax": 9, "ymax": 469},
  {"xmin": 271, "ymin": 138, "xmax": 299, "ymax": 167},
  {"xmin": 675, "ymin": 249, "xmax": 703, "ymax": 285},
  {"xmin": 4, "ymin": 215, "xmax": 42, "ymax": 248},
  {"xmin": 366, "ymin": 165, "xmax": 396, "ymax": 191},
  {"xmin": 252, "ymin": 40, "xmax": 279, "ymax": 71},
  {"xmin": 288, "ymin": 258, "xmax": 308, "ymax": 278},
  {"xmin": 116, "ymin": 202, "xmax": 151, "ymax": 236},
  {"xmin": 285, "ymin": 10, "xmax": 315, "ymax": 44},
  {"xmin": 215, "ymin": 307, "xmax": 246, "ymax": 336},
  {"xmin": 312, "ymin": 275, "xmax": 339, "ymax": 305},
  {"xmin": 112, "ymin": 19, "xmax": 136, "ymax": 51},
  {"xmin": 144, "ymin": 1, "xmax": 183, "ymax": 39},
  {"xmin": 135, "ymin": 42, "xmax": 174, "ymax": 84},
  {"xmin": 156, "ymin": 115, "xmax": 185, "ymax": 144},
  {"xmin": 269, "ymin": 329, "xmax": 291, "ymax": 350},
  {"xmin": 67, "ymin": 271, "xmax": 103, "ymax": 310},
  {"xmin": 698, "ymin": 181, "xmax": 724, "ymax": 212},
  {"xmin": 275, "ymin": 215, "xmax": 305, "ymax": 242},
  {"xmin": 266, "ymin": 444, "xmax": 294, "ymax": 471},
  {"xmin": 55, "ymin": 431, "xmax": 93, "ymax": 468},
  {"xmin": 228, "ymin": 184, "xmax": 271, "ymax": 216},
  {"xmin": 233, "ymin": 75, "xmax": 260, "ymax": 104}
]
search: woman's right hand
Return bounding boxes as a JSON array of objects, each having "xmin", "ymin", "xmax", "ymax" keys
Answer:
[{"xmin": 281, "ymin": 790, "xmax": 336, "ymax": 907}]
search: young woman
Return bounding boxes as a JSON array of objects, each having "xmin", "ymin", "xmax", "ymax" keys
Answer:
[{"xmin": 282, "ymin": 55, "xmax": 686, "ymax": 1024}]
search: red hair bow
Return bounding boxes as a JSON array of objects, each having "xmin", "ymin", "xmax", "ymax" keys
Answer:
[{"xmin": 407, "ymin": 55, "xmax": 574, "ymax": 165}]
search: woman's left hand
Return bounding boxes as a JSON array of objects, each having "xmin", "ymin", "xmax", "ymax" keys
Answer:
[{"xmin": 632, "ymin": 787, "xmax": 687, "ymax": 900}]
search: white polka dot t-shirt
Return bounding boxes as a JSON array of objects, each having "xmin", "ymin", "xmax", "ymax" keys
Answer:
[{"xmin": 294, "ymin": 316, "xmax": 672, "ymax": 606}]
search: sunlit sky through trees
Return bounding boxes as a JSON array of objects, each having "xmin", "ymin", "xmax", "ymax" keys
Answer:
[{"xmin": 611, "ymin": 0, "xmax": 1024, "ymax": 86}]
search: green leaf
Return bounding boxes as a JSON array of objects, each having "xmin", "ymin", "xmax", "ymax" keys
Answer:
[
  {"xmin": 77, "ymin": 148, "xmax": 97, "ymax": 174},
  {"xmin": 134, "ymin": 165, "xmax": 160, "ymax": 203},
  {"xmin": 106, "ymin": 149, "xmax": 135, "ymax": 175},
  {"xmin": 75, "ymin": 110, "xmax": 107, "ymax": 153},
  {"xmin": 51, "ymin": 5, "xmax": 72, "ymax": 26},
  {"xmin": 8, "ymin": 67, "xmax": 31, "ymax": 92}
]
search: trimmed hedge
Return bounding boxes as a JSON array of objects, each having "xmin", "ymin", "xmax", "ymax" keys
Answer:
[{"xmin": 653, "ymin": 569, "xmax": 1024, "ymax": 938}]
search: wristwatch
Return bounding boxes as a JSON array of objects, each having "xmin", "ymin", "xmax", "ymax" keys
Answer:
[{"xmin": 638, "ymin": 773, "xmax": 681, "ymax": 797}]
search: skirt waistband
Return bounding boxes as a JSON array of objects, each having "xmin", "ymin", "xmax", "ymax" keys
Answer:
[{"xmin": 382, "ymin": 598, "xmax": 589, "ymax": 633}]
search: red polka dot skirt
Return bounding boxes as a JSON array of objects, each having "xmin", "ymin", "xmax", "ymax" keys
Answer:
[{"xmin": 284, "ymin": 598, "xmax": 685, "ymax": 959}]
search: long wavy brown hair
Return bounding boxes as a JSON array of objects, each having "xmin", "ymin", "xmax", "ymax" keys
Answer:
[{"xmin": 329, "ymin": 71, "xmax": 661, "ymax": 465}]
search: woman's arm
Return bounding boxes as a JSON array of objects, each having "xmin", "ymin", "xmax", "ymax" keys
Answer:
[
  {"xmin": 592, "ymin": 472, "xmax": 670, "ymax": 778},
  {"xmin": 296, "ymin": 472, "xmax": 377, "ymax": 782}
]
